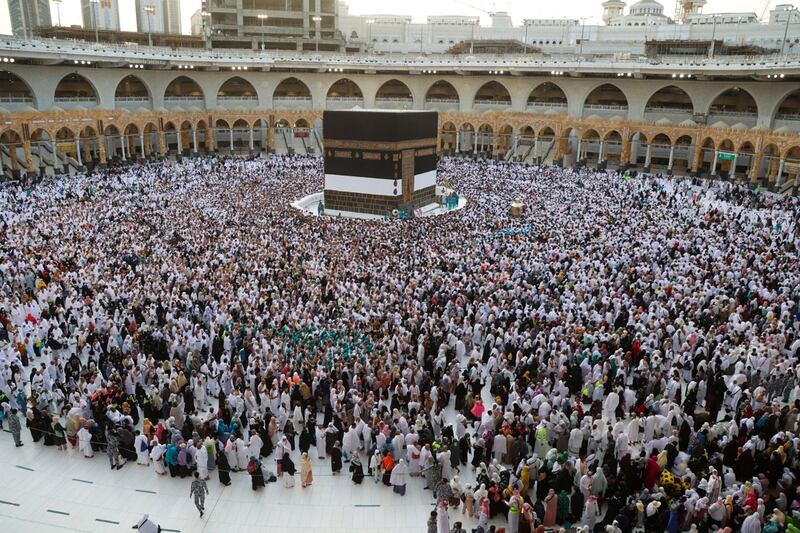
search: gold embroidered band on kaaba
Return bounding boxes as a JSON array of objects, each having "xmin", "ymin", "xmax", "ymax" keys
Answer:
[{"xmin": 324, "ymin": 138, "xmax": 437, "ymax": 151}]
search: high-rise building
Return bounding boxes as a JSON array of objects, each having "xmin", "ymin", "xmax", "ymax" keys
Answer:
[
  {"xmin": 7, "ymin": 0, "xmax": 52, "ymax": 38},
  {"xmin": 203, "ymin": 0, "xmax": 344, "ymax": 52},
  {"xmin": 164, "ymin": 0, "xmax": 182, "ymax": 34},
  {"xmin": 135, "ymin": 0, "xmax": 181, "ymax": 34},
  {"xmin": 81, "ymin": 0, "xmax": 121, "ymax": 31}
]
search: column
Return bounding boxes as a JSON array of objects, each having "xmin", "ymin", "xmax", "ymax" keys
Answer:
[
  {"xmin": 691, "ymin": 144, "xmax": 702, "ymax": 173},
  {"xmin": 749, "ymin": 153, "xmax": 761, "ymax": 182},
  {"xmin": 23, "ymin": 140, "xmax": 33, "ymax": 172},
  {"xmin": 598, "ymin": 140, "xmax": 605, "ymax": 163},
  {"xmin": 533, "ymin": 138, "xmax": 539, "ymax": 159},
  {"xmin": 121, "ymin": 135, "xmax": 127, "ymax": 161},
  {"xmin": 97, "ymin": 135, "xmax": 106, "ymax": 164},
  {"xmin": 668, "ymin": 144, "xmax": 675, "ymax": 170},
  {"xmin": 576, "ymin": 139, "xmax": 582, "ymax": 161},
  {"xmin": 52, "ymin": 140, "xmax": 59, "ymax": 169},
  {"xmin": 249, "ymin": 128, "xmax": 254, "ymax": 151},
  {"xmin": 730, "ymin": 153, "xmax": 738, "ymax": 179},
  {"xmin": 177, "ymin": 130, "xmax": 183, "ymax": 154},
  {"xmin": 229, "ymin": 128, "xmax": 234, "ymax": 151},
  {"xmin": 711, "ymin": 150, "xmax": 718, "ymax": 175},
  {"xmin": 139, "ymin": 133, "xmax": 145, "ymax": 157},
  {"xmin": 266, "ymin": 125, "xmax": 274, "ymax": 152},
  {"xmin": 455, "ymin": 131, "xmax": 460, "ymax": 152},
  {"xmin": 206, "ymin": 126, "xmax": 215, "ymax": 151},
  {"xmin": 776, "ymin": 158, "xmax": 785, "ymax": 186},
  {"xmin": 192, "ymin": 129, "xmax": 198, "ymax": 153},
  {"xmin": 645, "ymin": 143, "xmax": 652, "ymax": 167},
  {"xmin": 8, "ymin": 144, "xmax": 18, "ymax": 172},
  {"xmin": 82, "ymin": 138, "xmax": 92, "ymax": 165},
  {"xmin": 620, "ymin": 138, "xmax": 631, "ymax": 166},
  {"xmin": 75, "ymin": 139, "xmax": 83, "ymax": 167},
  {"xmin": 158, "ymin": 132, "xmax": 166, "ymax": 156}
]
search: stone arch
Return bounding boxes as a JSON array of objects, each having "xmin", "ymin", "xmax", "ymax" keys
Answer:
[
  {"xmin": 0, "ymin": 70, "xmax": 36, "ymax": 108},
  {"xmin": 649, "ymin": 133, "xmax": 673, "ymax": 168},
  {"xmin": 476, "ymin": 123, "xmax": 494, "ymax": 155},
  {"xmin": 583, "ymin": 83, "xmax": 628, "ymax": 109},
  {"xmin": 115, "ymin": 75, "xmax": 151, "ymax": 100},
  {"xmin": 196, "ymin": 120, "xmax": 210, "ymax": 151},
  {"xmin": 54, "ymin": 73, "xmax": 98, "ymax": 105},
  {"xmin": 458, "ymin": 122, "xmax": 475, "ymax": 153},
  {"xmin": 375, "ymin": 79, "xmax": 413, "ymax": 109},
  {"xmin": 217, "ymin": 76, "xmax": 258, "ymax": 106},
  {"xmin": 773, "ymin": 88, "xmax": 800, "ymax": 122},
  {"xmin": 440, "ymin": 121, "xmax": 457, "ymax": 152},
  {"xmin": 527, "ymin": 82, "xmax": 568, "ymax": 109},
  {"xmin": 425, "ymin": 80, "xmax": 460, "ymax": 110},
  {"xmin": 672, "ymin": 134, "xmax": 694, "ymax": 171},
  {"xmin": 273, "ymin": 77, "xmax": 312, "ymax": 110},
  {"xmin": 644, "ymin": 85, "xmax": 694, "ymax": 113},
  {"xmin": 326, "ymin": 78, "xmax": 363, "ymax": 98},
  {"xmin": 498, "ymin": 124, "xmax": 513, "ymax": 153},
  {"xmin": 708, "ymin": 87, "xmax": 758, "ymax": 116},
  {"xmin": 473, "ymin": 81, "xmax": 511, "ymax": 108},
  {"xmin": 698, "ymin": 137, "xmax": 716, "ymax": 174},
  {"xmin": 164, "ymin": 75, "xmax": 204, "ymax": 108},
  {"xmin": 603, "ymin": 130, "xmax": 623, "ymax": 167},
  {"xmin": 0, "ymin": 128, "xmax": 23, "ymax": 174}
]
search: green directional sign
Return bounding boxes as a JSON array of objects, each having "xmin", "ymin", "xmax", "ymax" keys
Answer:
[{"xmin": 717, "ymin": 152, "xmax": 735, "ymax": 161}]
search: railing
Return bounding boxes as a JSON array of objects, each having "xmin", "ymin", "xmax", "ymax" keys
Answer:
[
  {"xmin": 217, "ymin": 96, "xmax": 258, "ymax": 101},
  {"xmin": 644, "ymin": 106, "xmax": 693, "ymax": 113},
  {"xmin": 0, "ymin": 94, "xmax": 33, "ymax": 103},
  {"xmin": 708, "ymin": 110, "xmax": 758, "ymax": 117},
  {"xmin": 326, "ymin": 97, "xmax": 363, "ymax": 103},
  {"xmin": 164, "ymin": 96, "xmax": 204, "ymax": 101},
  {"xmin": 273, "ymin": 96, "xmax": 313, "ymax": 101},
  {"xmin": 474, "ymin": 100, "xmax": 511, "ymax": 107},
  {"xmin": 4, "ymin": 36, "xmax": 800, "ymax": 72},
  {"xmin": 53, "ymin": 97, "xmax": 97, "ymax": 103},
  {"xmin": 374, "ymin": 97, "xmax": 413, "ymax": 102},
  {"xmin": 776, "ymin": 113, "xmax": 800, "ymax": 121},
  {"xmin": 583, "ymin": 104, "xmax": 628, "ymax": 111},
  {"xmin": 426, "ymin": 98, "xmax": 459, "ymax": 104},
  {"xmin": 115, "ymin": 96, "xmax": 150, "ymax": 102}
]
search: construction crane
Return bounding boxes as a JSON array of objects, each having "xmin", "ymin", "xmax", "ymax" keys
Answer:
[{"xmin": 453, "ymin": 0, "xmax": 497, "ymax": 18}]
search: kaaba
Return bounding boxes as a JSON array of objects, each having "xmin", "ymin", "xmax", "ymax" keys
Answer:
[{"xmin": 323, "ymin": 110, "xmax": 438, "ymax": 216}]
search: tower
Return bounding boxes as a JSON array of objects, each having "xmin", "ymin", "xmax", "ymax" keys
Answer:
[
  {"xmin": 81, "ymin": 0, "xmax": 121, "ymax": 31},
  {"xmin": 6, "ymin": 0, "xmax": 51, "ymax": 38},
  {"xmin": 674, "ymin": 0, "xmax": 706, "ymax": 24},
  {"xmin": 602, "ymin": 0, "xmax": 627, "ymax": 26}
]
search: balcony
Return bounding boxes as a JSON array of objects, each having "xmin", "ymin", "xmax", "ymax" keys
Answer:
[
  {"xmin": 53, "ymin": 96, "xmax": 97, "ymax": 109},
  {"xmin": 325, "ymin": 96, "xmax": 364, "ymax": 109},
  {"xmin": 707, "ymin": 110, "xmax": 757, "ymax": 128},
  {"xmin": 164, "ymin": 95, "xmax": 205, "ymax": 110},
  {"xmin": 115, "ymin": 96, "xmax": 152, "ymax": 111},
  {"xmin": 526, "ymin": 101, "xmax": 567, "ymax": 115},
  {"xmin": 0, "ymin": 93, "xmax": 34, "ymax": 111},
  {"xmin": 217, "ymin": 95, "xmax": 259, "ymax": 109},
  {"xmin": 424, "ymin": 98, "xmax": 459, "ymax": 112},
  {"xmin": 473, "ymin": 99, "xmax": 511, "ymax": 112},
  {"xmin": 374, "ymin": 97, "xmax": 413, "ymax": 110},
  {"xmin": 272, "ymin": 96, "xmax": 313, "ymax": 109},
  {"xmin": 643, "ymin": 106, "xmax": 693, "ymax": 124},
  {"xmin": 582, "ymin": 104, "xmax": 628, "ymax": 119}
]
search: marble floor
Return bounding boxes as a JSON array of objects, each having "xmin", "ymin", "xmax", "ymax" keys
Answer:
[{"xmin": 0, "ymin": 426, "xmax": 505, "ymax": 533}]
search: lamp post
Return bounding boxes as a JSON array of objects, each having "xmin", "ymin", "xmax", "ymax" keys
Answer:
[
  {"xmin": 90, "ymin": 0, "xmax": 99, "ymax": 45},
  {"xmin": 579, "ymin": 17, "xmax": 588, "ymax": 56},
  {"xmin": 470, "ymin": 17, "xmax": 478, "ymax": 55},
  {"xmin": 144, "ymin": 5, "xmax": 156, "ymax": 47},
  {"xmin": 312, "ymin": 15, "xmax": 322, "ymax": 53},
  {"xmin": 258, "ymin": 14, "xmax": 268, "ymax": 51}
]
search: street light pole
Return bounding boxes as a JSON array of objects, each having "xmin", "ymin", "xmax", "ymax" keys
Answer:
[
  {"xmin": 313, "ymin": 15, "xmax": 322, "ymax": 53},
  {"xmin": 366, "ymin": 19, "xmax": 374, "ymax": 53},
  {"xmin": 470, "ymin": 18, "xmax": 477, "ymax": 55},
  {"xmin": 579, "ymin": 17, "xmax": 587, "ymax": 56},
  {"xmin": 258, "ymin": 14, "xmax": 269, "ymax": 51},
  {"xmin": 90, "ymin": 0, "xmax": 99, "ymax": 45}
]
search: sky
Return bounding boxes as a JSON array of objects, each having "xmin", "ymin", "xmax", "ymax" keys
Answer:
[{"xmin": 0, "ymin": 0, "xmax": 789, "ymax": 36}]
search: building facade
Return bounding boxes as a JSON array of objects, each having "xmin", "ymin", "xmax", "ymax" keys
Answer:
[
  {"xmin": 6, "ymin": 0, "xmax": 51, "ymax": 38},
  {"xmin": 135, "ymin": 0, "xmax": 180, "ymax": 34},
  {"xmin": 202, "ymin": 0, "xmax": 342, "ymax": 51},
  {"xmin": 81, "ymin": 0, "xmax": 121, "ymax": 32}
]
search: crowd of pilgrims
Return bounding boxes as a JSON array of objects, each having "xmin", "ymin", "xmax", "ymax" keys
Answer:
[{"xmin": 0, "ymin": 153, "xmax": 799, "ymax": 533}]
